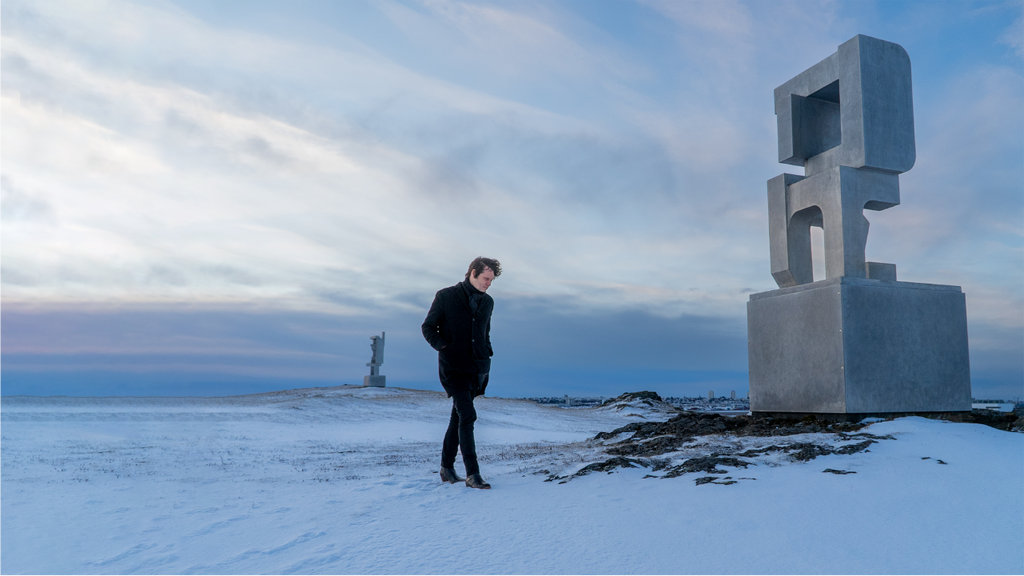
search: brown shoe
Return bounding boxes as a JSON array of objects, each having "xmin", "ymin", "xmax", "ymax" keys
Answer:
[
  {"xmin": 440, "ymin": 467, "xmax": 464, "ymax": 484},
  {"xmin": 466, "ymin": 473, "xmax": 491, "ymax": 489}
]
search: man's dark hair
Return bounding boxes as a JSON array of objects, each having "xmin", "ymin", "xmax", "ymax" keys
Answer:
[{"xmin": 465, "ymin": 257, "xmax": 501, "ymax": 280}]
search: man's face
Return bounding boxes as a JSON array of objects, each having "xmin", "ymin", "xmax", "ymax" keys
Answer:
[{"xmin": 469, "ymin": 267, "xmax": 495, "ymax": 292}]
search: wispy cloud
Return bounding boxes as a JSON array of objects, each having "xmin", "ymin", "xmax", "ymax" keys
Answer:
[
  {"xmin": 1, "ymin": 0, "xmax": 749, "ymax": 317},
  {"xmin": 381, "ymin": 0, "xmax": 611, "ymax": 82},
  {"xmin": 2, "ymin": 4, "xmax": 525, "ymax": 311},
  {"xmin": 1000, "ymin": 13, "xmax": 1024, "ymax": 59}
]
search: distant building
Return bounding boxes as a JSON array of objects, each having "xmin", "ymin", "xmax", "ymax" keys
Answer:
[
  {"xmin": 730, "ymin": 390, "xmax": 736, "ymax": 400},
  {"xmin": 708, "ymin": 390, "xmax": 714, "ymax": 400},
  {"xmin": 526, "ymin": 395, "xmax": 604, "ymax": 408},
  {"xmin": 972, "ymin": 402, "xmax": 1015, "ymax": 412}
]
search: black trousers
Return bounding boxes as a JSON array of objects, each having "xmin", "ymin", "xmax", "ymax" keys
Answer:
[{"xmin": 440, "ymin": 373, "xmax": 488, "ymax": 476}]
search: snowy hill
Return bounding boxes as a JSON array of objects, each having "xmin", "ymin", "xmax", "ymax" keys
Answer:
[{"xmin": 2, "ymin": 386, "xmax": 1022, "ymax": 574}]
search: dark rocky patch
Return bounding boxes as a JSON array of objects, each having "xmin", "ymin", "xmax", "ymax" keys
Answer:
[
  {"xmin": 578, "ymin": 456, "xmax": 642, "ymax": 474},
  {"xmin": 694, "ymin": 476, "xmax": 740, "ymax": 486},
  {"xmin": 788, "ymin": 442, "xmax": 841, "ymax": 462},
  {"xmin": 594, "ymin": 421, "xmax": 653, "ymax": 441},
  {"xmin": 835, "ymin": 432, "xmax": 895, "ymax": 442},
  {"xmin": 1015, "ymin": 406, "xmax": 1024, "ymax": 433},
  {"xmin": 547, "ymin": 405, "xmax": 1017, "ymax": 485},
  {"xmin": 566, "ymin": 414, "xmax": 891, "ymax": 483},
  {"xmin": 605, "ymin": 435, "xmax": 693, "ymax": 457},
  {"xmin": 662, "ymin": 456, "xmax": 752, "ymax": 478},
  {"xmin": 736, "ymin": 439, "xmax": 876, "ymax": 462},
  {"xmin": 735, "ymin": 446, "xmax": 784, "ymax": 458},
  {"xmin": 594, "ymin": 412, "xmax": 870, "ymax": 449},
  {"xmin": 923, "ymin": 409, "xmax": 1023, "ymax": 432},
  {"xmin": 599, "ymin": 391, "xmax": 664, "ymax": 406},
  {"xmin": 835, "ymin": 439, "xmax": 877, "ymax": 455},
  {"xmin": 545, "ymin": 456, "xmax": 644, "ymax": 483}
]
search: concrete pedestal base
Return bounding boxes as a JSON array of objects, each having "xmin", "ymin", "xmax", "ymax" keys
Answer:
[
  {"xmin": 363, "ymin": 375, "xmax": 386, "ymax": 387},
  {"xmin": 747, "ymin": 277, "xmax": 971, "ymax": 414}
]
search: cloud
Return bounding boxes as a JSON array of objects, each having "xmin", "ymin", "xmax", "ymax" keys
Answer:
[
  {"xmin": 657, "ymin": 0, "xmax": 755, "ymax": 34},
  {"xmin": 999, "ymin": 13, "xmax": 1024, "ymax": 59},
  {"xmin": 2, "ymin": 12, "xmax": 463, "ymax": 309},
  {"xmin": 2, "ymin": 0, "xmax": 737, "ymax": 316},
  {"xmin": 0, "ymin": 176, "xmax": 56, "ymax": 223},
  {"xmin": 369, "ymin": 0, "xmax": 663, "ymax": 122}
]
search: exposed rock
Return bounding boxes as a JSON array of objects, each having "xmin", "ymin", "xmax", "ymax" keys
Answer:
[
  {"xmin": 662, "ymin": 456, "xmax": 752, "ymax": 478},
  {"xmin": 835, "ymin": 440, "xmax": 877, "ymax": 455},
  {"xmin": 599, "ymin": 391, "xmax": 663, "ymax": 406},
  {"xmin": 693, "ymin": 475, "xmax": 739, "ymax": 486},
  {"xmin": 788, "ymin": 443, "xmax": 840, "ymax": 462},
  {"xmin": 545, "ymin": 456, "xmax": 644, "ymax": 483},
  {"xmin": 923, "ymin": 409, "xmax": 1022, "ymax": 432},
  {"xmin": 735, "ymin": 439, "xmax": 877, "ymax": 462},
  {"xmin": 1010, "ymin": 407, "xmax": 1024, "ymax": 433},
  {"xmin": 605, "ymin": 435, "xmax": 692, "ymax": 457},
  {"xmin": 593, "ymin": 412, "xmax": 879, "ymax": 458},
  {"xmin": 594, "ymin": 412, "xmax": 871, "ymax": 445},
  {"xmin": 594, "ymin": 421, "xmax": 649, "ymax": 441},
  {"xmin": 564, "ymin": 411, "xmax": 899, "ymax": 483},
  {"xmin": 596, "ymin": 391, "xmax": 680, "ymax": 417},
  {"xmin": 547, "ymin": 402, "xmax": 1017, "ymax": 485}
]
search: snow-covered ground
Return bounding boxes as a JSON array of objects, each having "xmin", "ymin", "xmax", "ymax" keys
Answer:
[{"xmin": 2, "ymin": 386, "xmax": 1021, "ymax": 574}]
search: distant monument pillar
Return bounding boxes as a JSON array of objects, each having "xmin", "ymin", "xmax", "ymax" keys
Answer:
[
  {"xmin": 363, "ymin": 332, "xmax": 386, "ymax": 387},
  {"xmin": 747, "ymin": 35, "xmax": 971, "ymax": 415}
]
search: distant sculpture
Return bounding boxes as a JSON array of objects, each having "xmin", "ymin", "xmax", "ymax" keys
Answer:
[
  {"xmin": 364, "ymin": 332, "xmax": 386, "ymax": 387},
  {"xmin": 747, "ymin": 35, "xmax": 971, "ymax": 415},
  {"xmin": 769, "ymin": 34, "xmax": 913, "ymax": 286}
]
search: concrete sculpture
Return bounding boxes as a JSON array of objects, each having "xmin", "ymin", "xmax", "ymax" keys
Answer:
[
  {"xmin": 768, "ymin": 34, "xmax": 912, "ymax": 287},
  {"xmin": 747, "ymin": 35, "xmax": 971, "ymax": 415},
  {"xmin": 363, "ymin": 332, "xmax": 386, "ymax": 387}
]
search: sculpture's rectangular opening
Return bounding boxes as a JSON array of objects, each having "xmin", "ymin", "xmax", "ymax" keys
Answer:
[
  {"xmin": 799, "ymin": 80, "xmax": 842, "ymax": 158},
  {"xmin": 811, "ymin": 225, "xmax": 826, "ymax": 281},
  {"xmin": 809, "ymin": 80, "xmax": 840, "ymax": 104}
]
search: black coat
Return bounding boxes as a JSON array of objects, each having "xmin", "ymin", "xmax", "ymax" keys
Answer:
[{"xmin": 422, "ymin": 281, "xmax": 493, "ymax": 378}]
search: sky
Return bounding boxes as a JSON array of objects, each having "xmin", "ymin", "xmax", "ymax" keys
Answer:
[{"xmin": 2, "ymin": 0, "xmax": 1022, "ymax": 399}]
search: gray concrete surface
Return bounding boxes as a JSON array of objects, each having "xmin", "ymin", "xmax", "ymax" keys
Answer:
[
  {"xmin": 769, "ymin": 35, "xmax": 913, "ymax": 288},
  {"xmin": 747, "ymin": 278, "xmax": 971, "ymax": 414}
]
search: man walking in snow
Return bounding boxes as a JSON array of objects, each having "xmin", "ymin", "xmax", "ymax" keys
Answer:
[{"xmin": 421, "ymin": 257, "xmax": 500, "ymax": 489}]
